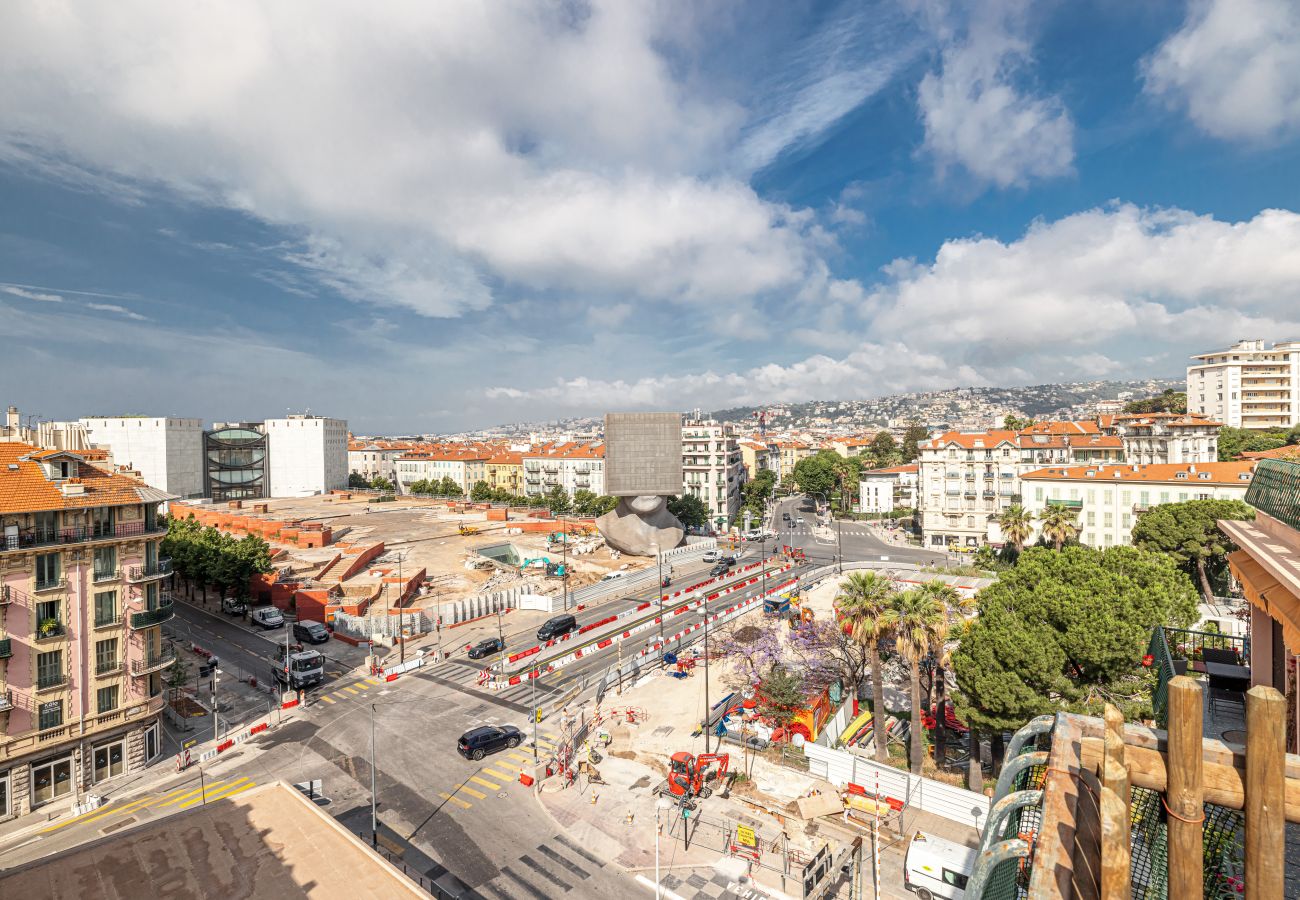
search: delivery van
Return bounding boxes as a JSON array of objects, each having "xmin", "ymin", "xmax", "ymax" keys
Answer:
[{"xmin": 904, "ymin": 831, "xmax": 977, "ymax": 899}]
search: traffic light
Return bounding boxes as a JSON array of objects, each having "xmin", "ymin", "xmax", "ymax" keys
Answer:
[{"xmin": 198, "ymin": 663, "xmax": 214, "ymax": 678}]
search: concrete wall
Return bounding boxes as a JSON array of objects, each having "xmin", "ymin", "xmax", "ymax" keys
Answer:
[
  {"xmin": 265, "ymin": 417, "xmax": 348, "ymax": 497},
  {"xmin": 80, "ymin": 416, "xmax": 205, "ymax": 498}
]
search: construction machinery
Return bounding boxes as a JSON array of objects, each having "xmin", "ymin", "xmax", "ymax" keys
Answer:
[
  {"xmin": 654, "ymin": 751, "xmax": 731, "ymax": 803},
  {"xmin": 458, "ymin": 523, "xmax": 479, "ymax": 536}
]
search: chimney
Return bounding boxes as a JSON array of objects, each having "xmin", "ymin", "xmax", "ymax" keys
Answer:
[
  {"xmin": 6, "ymin": 405, "xmax": 18, "ymax": 430},
  {"xmin": 1188, "ymin": 464, "xmax": 1196, "ymax": 474}
]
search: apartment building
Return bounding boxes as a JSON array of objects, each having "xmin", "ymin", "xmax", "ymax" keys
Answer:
[
  {"xmin": 775, "ymin": 441, "xmax": 812, "ymax": 480},
  {"xmin": 522, "ymin": 443, "xmax": 605, "ymax": 498},
  {"xmin": 737, "ymin": 440, "xmax": 780, "ymax": 482},
  {"xmin": 1113, "ymin": 413, "xmax": 1221, "ymax": 464},
  {"xmin": 1020, "ymin": 461, "xmax": 1255, "ymax": 548},
  {"xmin": 1187, "ymin": 339, "xmax": 1300, "ymax": 428},
  {"xmin": 396, "ymin": 450, "xmax": 489, "ymax": 495},
  {"xmin": 682, "ymin": 419, "xmax": 744, "ymax": 529},
  {"xmin": 484, "ymin": 450, "xmax": 524, "ymax": 495},
  {"xmin": 1, "ymin": 444, "xmax": 174, "ymax": 820},
  {"xmin": 80, "ymin": 416, "xmax": 205, "ymax": 499},
  {"xmin": 263, "ymin": 415, "xmax": 349, "ymax": 498},
  {"xmin": 917, "ymin": 423, "xmax": 1126, "ymax": 548},
  {"xmin": 858, "ymin": 464, "xmax": 918, "ymax": 514},
  {"xmin": 346, "ymin": 440, "xmax": 413, "ymax": 484}
]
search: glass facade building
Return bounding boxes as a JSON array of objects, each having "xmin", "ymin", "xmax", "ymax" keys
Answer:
[{"xmin": 204, "ymin": 424, "xmax": 268, "ymax": 501}]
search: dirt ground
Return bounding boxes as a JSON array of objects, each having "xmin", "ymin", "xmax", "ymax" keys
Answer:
[{"xmin": 245, "ymin": 495, "xmax": 653, "ymax": 610}]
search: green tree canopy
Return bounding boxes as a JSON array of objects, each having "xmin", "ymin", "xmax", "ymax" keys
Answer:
[
  {"xmin": 951, "ymin": 546, "xmax": 1199, "ymax": 732},
  {"xmin": 370, "ymin": 475, "xmax": 394, "ymax": 492},
  {"xmin": 667, "ymin": 493, "xmax": 710, "ymax": 529},
  {"xmin": 348, "ymin": 472, "xmax": 369, "ymax": 489},
  {"xmin": 1123, "ymin": 389, "xmax": 1187, "ymax": 415},
  {"xmin": 755, "ymin": 666, "xmax": 806, "ymax": 729},
  {"xmin": 1130, "ymin": 498, "xmax": 1255, "ymax": 600},
  {"xmin": 900, "ymin": 422, "xmax": 929, "ymax": 463},
  {"xmin": 1003, "ymin": 415, "xmax": 1035, "ymax": 431},
  {"xmin": 1217, "ymin": 425, "xmax": 1290, "ymax": 461},
  {"xmin": 470, "ymin": 480, "xmax": 493, "ymax": 501},
  {"xmin": 542, "ymin": 484, "xmax": 571, "ymax": 514},
  {"xmin": 868, "ymin": 431, "xmax": 900, "ymax": 466},
  {"xmin": 792, "ymin": 450, "xmax": 839, "ymax": 498}
]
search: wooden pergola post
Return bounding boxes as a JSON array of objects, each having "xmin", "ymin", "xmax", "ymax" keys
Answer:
[
  {"xmin": 1099, "ymin": 704, "xmax": 1131, "ymax": 900},
  {"xmin": 1246, "ymin": 685, "xmax": 1285, "ymax": 897},
  {"xmin": 1167, "ymin": 676, "xmax": 1203, "ymax": 900}
]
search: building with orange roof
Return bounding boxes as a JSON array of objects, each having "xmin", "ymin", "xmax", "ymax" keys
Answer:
[
  {"xmin": 1, "ymin": 443, "xmax": 176, "ymax": 818},
  {"xmin": 859, "ymin": 463, "xmax": 918, "ymax": 513},
  {"xmin": 737, "ymin": 440, "xmax": 780, "ymax": 483},
  {"xmin": 484, "ymin": 450, "xmax": 524, "ymax": 494},
  {"xmin": 395, "ymin": 448, "xmax": 490, "ymax": 495},
  {"xmin": 1020, "ymin": 460, "xmax": 1256, "ymax": 548},
  {"xmin": 521, "ymin": 442, "xmax": 606, "ymax": 498},
  {"xmin": 1113, "ymin": 412, "xmax": 1223, "ymax": 465}
]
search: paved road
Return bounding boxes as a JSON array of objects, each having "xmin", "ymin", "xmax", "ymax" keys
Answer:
[{"xmin": 770, "ymin": 495, "xmax": 945, "ymax": 567}]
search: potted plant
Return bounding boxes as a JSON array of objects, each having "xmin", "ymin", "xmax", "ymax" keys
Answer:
[{"xmin": 39, "ymin": 617, "xmax": 60, "ymax": 637}]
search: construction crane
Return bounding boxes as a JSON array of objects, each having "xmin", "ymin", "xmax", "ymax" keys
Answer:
[{"xmin": 751, "ymin": 409, "xmax": 768, "ymax": 436}]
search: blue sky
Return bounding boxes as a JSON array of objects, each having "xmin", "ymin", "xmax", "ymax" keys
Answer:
[{"xmin": 2, "ymin": 0, "xmax": 1299, "ymax": 433}]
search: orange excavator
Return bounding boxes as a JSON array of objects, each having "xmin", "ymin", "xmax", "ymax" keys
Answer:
[{"xmin": 656, "ymin": 751, "xmax": 731, "ymax": 802}]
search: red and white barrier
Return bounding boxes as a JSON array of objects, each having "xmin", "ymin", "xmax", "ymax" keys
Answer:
[{"xmin": 178, "ymin": 716, "xmax": 275, "ymax": 770}]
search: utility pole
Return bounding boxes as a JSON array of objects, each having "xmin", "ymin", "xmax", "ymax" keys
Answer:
[
  {"xmin": 655, "ymin": 541, "xmax": 664, "ymax": 652},
  {"xmin": 702, "ymin": 605, "xmax": 710, "ymax": 754},
  {"xmin": 561, "ymin": 517, "xmax": 569, "ymax": 611},
  {"xmin": 398, "ymin": 552, "xmax": 405, "ymax": 665},
  {"xmin": 531, "ymin": 666, "xmax": 539, "ymax": 762},
  {"xmin": 211, "ymin": 666, "xmax": 220, "ymax": 742},
  {"xmin": 370, "ymin": 702, "xmax": 378, "ymax": 847},
  {"xmin": 837, "ymin": 519, "xmax": 843, "ymax": 574}
]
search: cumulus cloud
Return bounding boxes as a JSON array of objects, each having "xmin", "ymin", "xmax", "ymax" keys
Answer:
[
  {"xmin": 1143, "ymin": 0, "xmax": 1300, "ymax": 141},
  {"xmin": 916, "ymin": 1, "xmax": 1074, "ymax": 188},
  {"xmin": 0, "ymin": 1, "xmax": 860, "ymax": 318},
  {"xmin": 490, "ymin": 203, "xmax": 1300, "ymax": 409}
]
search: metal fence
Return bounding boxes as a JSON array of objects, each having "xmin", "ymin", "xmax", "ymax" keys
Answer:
[{"xmin": 333, "ymin": 610, "xmax": 428, "ymax": 642}]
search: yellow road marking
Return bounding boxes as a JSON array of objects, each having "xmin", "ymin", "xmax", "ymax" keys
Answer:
[
  {"xmin": 157, "ymin": 780, "xmax": 234, "ymax": 808},
  {"xmin": 483, "ymin": 767, "xmax": 513, "ymax": 781},
  {"xmin": 458, "ymin": 785, "xmax": 487, "ymax": 800},
  {"xmin": 506, "ymin": 752, "xmax": 533, "ymax": 764},
  {"xmin": 364, "ymin": 678, "xmax": 382, "ymax": 686},
  {"xmin": 38, "ymin": 789, "xmax": 172, "ymax": 833},
  {"xmin": 541, "ymin": 732, "xmax": 559, "ymax": 741},
  {"xmin": 332, "ymin": 692, "xmax": 349, "ymax": 700},
  {"xmin": 179, "ymin": 780, "xmax": 255, "ymax": 809},
  {"xmin": 343, "ymin": 686, "xmax": 360, "ymax": 695},
  {"xmin": 439, "ymin": 791, "xmax": 472, "ymax": 809},
  {"xmin": 321, "ymin": 695, "xmax": 337, "ymax": 704},
  {"xmin": 469, "ymin": 776, "xmax": 500, "ymax": 790}
]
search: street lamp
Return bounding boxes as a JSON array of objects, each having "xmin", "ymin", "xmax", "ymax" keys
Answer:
[
  {"xmin": 370, "ymin": 702, "xmax": 378, "ymax": 847},
  {"xmin": 560, "ymin": 515, "xmax": 570, "ymax": 611},
  {"xmin": 655, "ymin": 539, "xmax": 665, "ymax": 653},
  {"xmin": 701, "ymin": 603, "xmax": 711, "ymax": 755}
]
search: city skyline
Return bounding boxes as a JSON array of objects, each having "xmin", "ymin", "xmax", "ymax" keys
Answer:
[{"xmin": 3, "ymin": 1, "xmax": 1299, "ymax": 432}]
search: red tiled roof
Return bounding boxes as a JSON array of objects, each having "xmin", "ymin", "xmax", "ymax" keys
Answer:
[
  {"xmin": 0, "ymin": 442, "xmax": 166, "ymax": 513},
  {"xmin": 863, "ymin": 464, "xmax": 918, "ymax": 475},
  {"xmin": 1021, "ymin": 460, "xmax": 1255, "ymax": 485}
]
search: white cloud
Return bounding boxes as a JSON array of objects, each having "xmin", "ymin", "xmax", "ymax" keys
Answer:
[
  {"xmin": 916, "ymin": 2, "xmax": 1074, "ymax": 188},
  {"xmin": 490, "ymin": 203, "xmax": 1300, "ymax": 409},
  {"xmin": 86, "ymin": 302, "xmax": 147, "ymax": 321},
  {"xmin": 0, "ymin": 1, "xmax": 862, "ymax": 319},
  {"xmin": 1143, "ymin": 0, "xmax": 1300, "ymax": 141},
  {"xmin": 1, "ymin": 284, "xmax": 63, "ymax": 302}
]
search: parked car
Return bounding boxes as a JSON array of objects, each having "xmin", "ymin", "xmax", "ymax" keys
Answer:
[
  {"xmin": 600, "ymin": 571, "xmax": 626, "ymax": 582},
  {"xmin": 702, "ymin": 549, "xmax": 719, "ymax": 562},
  {"xmin": 537, "ymin": 613, "xmax": 578, "ymax": 642},
  {"xmin": 293, "ymin": 620, "xmax": 330, "ymax": 644},
  {"xmin": 457, "ymin": 724, "xmax": 523, "ymax": 760},
  {"xmin": 709, "ymin": 562, "xmax": 731, "ymax": 577},
  {"xmin": 720, "ymin": 555, "xmax": 736, "ymax": 566},
  {"xmin": 251, "ymin": 607, "xmax": 285, "ymax": 629},
  {"xmin": 467, "ymin": 637, "xmax": 505, "ymax": 659},
  {"xmin": 796, "ymin": 516, "xmax": 805, "ymax": 525},
  {"xmin": 221, "ymin": 597, "xmax": 248, "ymax": 616}
]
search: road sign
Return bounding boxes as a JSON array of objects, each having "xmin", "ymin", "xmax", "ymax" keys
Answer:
[
  {"xmin": 534, "ymin": 707, "xmax": 543, "ymax": 723},
  {"xmin": 182, "ymin": 738, "xmax": 197, "ymax": 749},
  {"xmin": 736, "ymin": 825, "xmax": 757, "ymax": 848}
]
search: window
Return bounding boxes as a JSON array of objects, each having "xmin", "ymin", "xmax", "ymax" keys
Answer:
[
  {"xmin": 145, "ymin": 722, "xmax": 160, "ymax": 762},
  {"xmin": 93, "ymin": 546, "xmax": 116, "ymax": 580},
  {"xmin": 30, "ymin": 755, "xmax": 72, "ymax": 805},
  {"xmin": 1159, "ymin": 492, "xmax": 1170, "ymax": 503},
  {"xmin": 37, "ymin": 650, "xmax": 63, "ymax": 689},
  {"xmin": 1121, "ymin": 491, "xmax": 1131, "ymax": 504},
  {"xmin": 1035, "ymin": 487, "xmax": 1044, "ymax": 501},
  {"xmin": 35, "ymin": 598, "xmax": 61, "ymax": 634},
  {"xmin": 38, "ymin": 699, "xmax": 63, "ymax": 731},
  {"xmin": 0, "ymin": 769, "xmax": 9, "ymax": 819},
  {"xmin": 943, "ymin": 869, "xmax": 970, "ymax": 890},
  {"xmin": 93, "ymin": 740, "xmax": 125, "ymax": 783},
  {"xmin": 94, "ymin": 591, "xmax": 117, "ymax": 627},
  {"xmin": 96, "ymin": 685, "xmax": 119, "ymax": 714},
  {"xmin": 1104, "ymin": 512, "xmax": 1113, "ymax": 526},
  {"xmin": 1087, "ymin": 512, "xmax": 1096, "ymax": 525},
  {"xmin": 1123, "ymin": 513, "xmax": 1132, "ymax": 528},
  {"xmin": 95, "ymin": 638, "xmax": 119, "ymax": 674},
  {"xmin": 35, "ymin": 552, "xmax": 60, "ymax": 589}
]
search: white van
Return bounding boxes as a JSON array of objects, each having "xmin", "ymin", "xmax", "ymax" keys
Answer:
[
  {"xmin": 600, "ymin": 571, "xmax": 626, "ymax": 582},
  {"xmin": 251, "ymin": 606, "xmax": 285, "ymax": 629},
  {"xmin": 904, "ymin": 831, "xmax": 976, "ymax": 899}
]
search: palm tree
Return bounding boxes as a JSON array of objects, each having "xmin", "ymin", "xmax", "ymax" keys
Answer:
[
  {"xmin": 914, "ymin": 580, "xmax": 974, "ymax": 768},
  {"xmin": 1037, "ymin": 506, "xmax": 1080, "ymax": 551},
  {"xmin": 836, "ymin": 571, "xmax": 896, "ymax": 763},
  {"xmin": 996, "ymin": 504, "xmax": 1034, "ymax": 553},
  {"xmin": 883, "ymin": 587, "xmax": 948, "ymax": 773}
]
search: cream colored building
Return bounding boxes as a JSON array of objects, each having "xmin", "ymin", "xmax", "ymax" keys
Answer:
[
  {"xmin": 1020, "ymin": 460, "xmax": 1255, "ymax": 548},
  {"xmin": 1113, "ymin": 413, "xmax": 1221, "ymax": 465},
  {"xmin": 1187, "ymin": 339, "xmax": 1300, "ymax": 429},
  {"xmin": 682, "ymin": 420, "xmax": 744, "ymax": 528}
]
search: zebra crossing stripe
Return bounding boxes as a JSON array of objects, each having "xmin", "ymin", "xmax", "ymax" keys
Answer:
[
  {"xmin": 321, "ymin": 695, "xmax": 336, "ymax": 704},
  {"xmin": 470, "ymin": 775, "xmax": 500, "ymax": 790},
  {"xmin": 458, "ymin": 785, "xmax": 487, "ymax": 800},
  {"xmin": 438, "ymin": 791, "xmax": 472, "ymax": 809},
  {"xmin": 483, "ymin": 767, "xmax": 513, "ymax": 781}
]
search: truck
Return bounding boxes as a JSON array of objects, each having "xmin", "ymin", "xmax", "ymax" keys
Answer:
[{"xmin": 271, "ymin": 647, "xmax": 325, "ymax": 691}]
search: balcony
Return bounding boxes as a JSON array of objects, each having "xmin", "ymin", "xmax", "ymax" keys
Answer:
[
  {"xmin": 0, "ymin": 519, "xmax": 165, "ymax": 553},
  {"xmin": 127, "ymin": 559, "xmax": 172, "ymax": 582},
  {"xmin": 35, "ymin": 620, "xmax": 66, "ymax": 641},
  {"xmin": 36, "ymin": 672, "xmax": 68, "ymax": 691},
  {"xmin": 0, "ymin": 637, "xmax": 10, "ymax": 659},
  {"xmin": 92, "ymin": 568, "xmax": 120, "ymax": 584},
  {"xmin": 0, "ymin": 584, "xmax": 22, "ymax": 605},
  {"xmin": 34, "ymin": 577, "xmax": 67, "ymax": 593},
  {"xmin": 131, "ymin": 645, "xmax": 176, "ymax": 676},
  {"xmin": 0, "ymin": 690, "xmax": 12, "ymax": 713},
  {"xmin": 129, "ymin": 595, "xmax": 175, "ymax": 630},
  {"xmin": 1045, "ymin": 498, "xmax": 1083, "ymax": 509}
]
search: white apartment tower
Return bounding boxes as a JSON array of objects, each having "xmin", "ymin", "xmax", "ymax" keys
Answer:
[
  {"xmin": 79, "ymin": 416, "xmax": 205, "ymax": 498},
  {"xmin": 264, "ymin": 415, "xmax": 349, "ymax": 497},
  {"xmin": 1188, "ymin": 339, "xmax": 1300, "ymax": 429},
  {"xmin": 681, "ymin": 418, "xmax": 745, "ymax": 529}
]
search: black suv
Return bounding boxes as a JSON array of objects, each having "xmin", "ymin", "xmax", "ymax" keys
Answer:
[
  {"xmin": 467, "ymin": 637, "xmax": 505, "ymax": 659},
  {"xmin": 709, "ymin": 561, "xmax": 732, "ymax": 577},
  {"xmin": 537, "ymin": 613, "xmax": 578, "ymax": 642},
  {"xmin": 457, "ymin": 725, "xmax": 523, "ymax": 760}
]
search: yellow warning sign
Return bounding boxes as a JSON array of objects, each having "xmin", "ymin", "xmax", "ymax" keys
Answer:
[{"xmin": 736, "ymin": 825, "xmax": 757, "ymax": 848}]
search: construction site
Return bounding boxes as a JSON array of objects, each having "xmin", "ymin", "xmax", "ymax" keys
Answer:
[{"xmin": 173, "ymin": 491, "xmax": 654, "ymax": 636}]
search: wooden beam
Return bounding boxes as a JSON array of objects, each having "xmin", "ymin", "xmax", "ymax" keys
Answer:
[
  {"xmin": 1099, "ymin": 786, "xmax": 1131, "ymax": 900},
  {"xmin": 1079, "ymin": 738, "xmax": 1300, "ymax": 822},
  {"xmin": 1167, "ymin": 677, "xmax": 1203, "ymax": 900},
  {"xmin": 1246, "ymin": 686, "xmax": 1285, "ymax": 897}
]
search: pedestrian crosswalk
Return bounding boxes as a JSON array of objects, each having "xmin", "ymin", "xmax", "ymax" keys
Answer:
[
  {"xmin": 478, "ymin": 833, "xmax": 605, "ymax": 899},
  {"xmin": 38, "ymin": 776, "xmax": 259, "ymax": 834},
  {"xmin": 316, "ymin": 676, "xmax": 384, "ymax": 705},
  {"xmin": 436, "ymin": 731, "xmax": 560, "ymax": 811},
  {"xmin": 423, "ymin": 659, "xmax": 560, "ymax": 709}
]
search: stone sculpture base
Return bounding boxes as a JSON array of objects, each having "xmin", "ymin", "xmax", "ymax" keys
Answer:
[{"xmin": 595, "ymin": 496, "xmax": 684, "ymax": 557}]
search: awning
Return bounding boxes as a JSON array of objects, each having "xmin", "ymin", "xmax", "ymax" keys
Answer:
[{"xmin": 1228, "ymin": 549, "xmax": 1300, "ymax": 654}]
